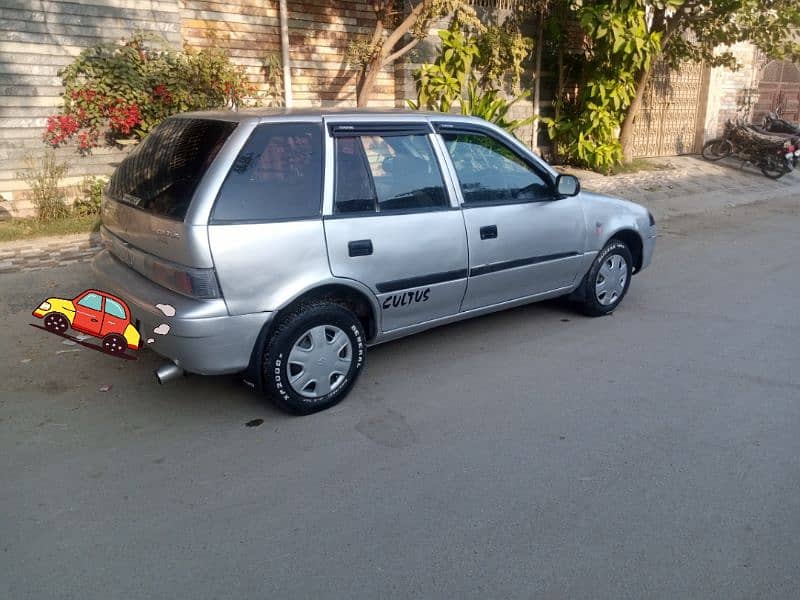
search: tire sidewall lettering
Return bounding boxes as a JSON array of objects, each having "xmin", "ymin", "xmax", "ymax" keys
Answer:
[{"xmin": 268, "ymin": 316, "xmax": 365, "ymax": 407}]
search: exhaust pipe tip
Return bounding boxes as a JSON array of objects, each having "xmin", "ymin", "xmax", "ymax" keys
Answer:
[{"xmin": 155, "ymin": 362, "xmax": 184, "ymax": 385}]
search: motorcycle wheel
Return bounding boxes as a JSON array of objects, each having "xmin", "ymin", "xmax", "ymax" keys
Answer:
[
  {"xmin": 701, "ymin": 139, "xmax": 732, "ymax": 161},
  {"xmin": 760, "ymin": 157, "xmax": 789, "ymax": 180}
]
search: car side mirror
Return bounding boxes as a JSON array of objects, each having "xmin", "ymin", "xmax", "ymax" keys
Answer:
[{"xmin": 555, "ymin": 174, "xmax": 580, "ymax": 197}]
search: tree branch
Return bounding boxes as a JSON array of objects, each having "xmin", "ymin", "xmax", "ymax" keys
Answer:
[
  {"xmin": 369, "ymin": 0, "xmax": 388, "ymax": 50},
  {"xmin": 381, "ymin": 37, "xmax": 420, "ymax": 67},
  {"xmin": 382, "ymin": 0, "xmax": 430, "ymax": 56}
]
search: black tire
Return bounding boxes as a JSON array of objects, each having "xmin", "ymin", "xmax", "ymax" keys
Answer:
[
  {"xmin": 261, "ymin": 301, "xmax": 366, "ymax": 415},
  {"xmin": 701, "ymin": 139, "xmax": 732, "ymax": 161},
  {"xmin": 102, "ymin": 333, "xmax": 127, "ymax": 354},
  {"xmin": 575, "ymin": 239, "xmax": 634, "ymax": 317},
  {"xmin": 759, "ymin": 156, "xmax": 789, "ymax": 179},
  {"xmin": 43, "ymin": 312, "xmax": 69, "ymax": 334}
]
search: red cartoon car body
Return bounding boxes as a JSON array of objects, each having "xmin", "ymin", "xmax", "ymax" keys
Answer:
[{"xmin": 32, "ymin": 289, "xmax": 141, "ymax": 353}]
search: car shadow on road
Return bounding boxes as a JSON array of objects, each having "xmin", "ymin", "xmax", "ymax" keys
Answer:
[{"xmin": 113, "ymin": 297, "xmax": 582, "ymax": 423}]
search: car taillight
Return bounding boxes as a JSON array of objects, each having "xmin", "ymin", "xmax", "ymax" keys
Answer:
[{"xmin": 144, "ymin": 257, "xmax": 222, "ymax": 299}]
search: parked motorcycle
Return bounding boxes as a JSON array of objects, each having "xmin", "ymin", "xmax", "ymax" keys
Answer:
[
  {"xmin": 701, "ymin": 119, "xmax": 798, "ymax": 179},
  {"xmin": 760, "ymin": 112, "xmax": 800, "ymax": 169},
  {"xmin": 762, "ymin": 111, "xmax": 800, "ymax": 136}
]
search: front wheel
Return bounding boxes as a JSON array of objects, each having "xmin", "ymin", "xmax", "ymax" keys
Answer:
[
  {"xmin": 261, "ymin": 301, "xmax": 366, "ymax": 415},
  {"xmin": 760, "ymin": 156, "xmax": 790, "ymax": 179},
  {"xmin": 701, "ymin": 139, "xmax": 732, "ymax": 161},
  {"xmin": 576, "ymin": 240, "xmax": 634, "ymax": 317},
  {"xmin": 43, "ymin": 312, "xmax": 69, "ymax": 334}
]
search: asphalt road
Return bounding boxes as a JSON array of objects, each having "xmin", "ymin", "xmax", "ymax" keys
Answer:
[{"xmin": 1, "ymin": 197, "xmax": 799, "ymax": 599}]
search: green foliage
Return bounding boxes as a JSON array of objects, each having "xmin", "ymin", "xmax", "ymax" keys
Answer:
[
  {"xmin": 476, "ymin": 22, "xmax": 533, "ymax": 93},
  {"xmin": 45, "ymin": 33, "xmax": 257, "ymax": 151},
  {"xmin": 73, "ymin": 176, "xmax": 107, "ymax": 217},
  {"xmin": 0, "ymin": 215, "xmax": 100, "ymax": 243},
  {"xmin": 545, "ymin": 1, "xmax": 661, "ymax": 172},
  {"xmin": 408, "ymin": 22, "xmax": 534, "ymax": 135},
  {"xmin": 409, "ymin": 26, "xmax": 480, "ymax": 113},
  {"xmin": 16, "ymin": 150, "xmax": 71, "ymax": 222},
  {"xmin": 461, "ymin": 82, "xmax": 536, "ymax": 134},
  {"xmin": 259, "ymin": 52, "xmax": 284, "ymax": 107},
  {"xmin": 656, "ymin": 0, "xmax": 800, "ymax": 69}
]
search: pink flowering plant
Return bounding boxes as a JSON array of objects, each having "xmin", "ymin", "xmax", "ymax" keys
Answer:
[{"xmin": 44, "ymin": 33, "xmax": 255, "ymax": 152}]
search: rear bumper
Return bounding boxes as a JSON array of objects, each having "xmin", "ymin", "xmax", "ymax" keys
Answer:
[{"xmin": 92, "ymin": 250, "xmax": 273, "ymax": 375}]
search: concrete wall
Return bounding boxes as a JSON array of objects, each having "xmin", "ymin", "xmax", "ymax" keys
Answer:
[{"xmin": 702, "ymin": 42, "xmax": 762, "ymax": 141}]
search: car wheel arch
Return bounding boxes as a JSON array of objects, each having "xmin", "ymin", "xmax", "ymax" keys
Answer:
[
  {"xmin": 243, "ymin": 281, "xmax": 379, "ymax": 390},
  {"xmin": 605, "ymin": 228, "xmax": 643, "ymax": 273}
]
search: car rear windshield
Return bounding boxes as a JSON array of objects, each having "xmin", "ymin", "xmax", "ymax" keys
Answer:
[{"xmin": 106, "ymin": 117, "xmax": 237, "ymax": 220}]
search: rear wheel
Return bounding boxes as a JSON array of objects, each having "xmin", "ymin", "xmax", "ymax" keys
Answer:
[
  {"xmin": 102, "ymin": 333, "xmax": 127, "ymax": 354},
  {"xmin": 701, "ymin": 138, "xmax": 732, "ymax": 161},
  {"xmin": 43, "ymin": 312, "xmax": 69, "ymax": 335},
  {"xmin": 262, "ymin": 301, "xmax": 366, "ymax": 415},
  {"xmin": 576, "ymin": 240, "xmax": 633, "ymax": 317}
]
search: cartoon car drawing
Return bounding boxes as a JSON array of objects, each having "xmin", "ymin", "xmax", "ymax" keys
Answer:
[{"xmin": 32, "ymin": 289, "xmax": 141, "ymax": 354}]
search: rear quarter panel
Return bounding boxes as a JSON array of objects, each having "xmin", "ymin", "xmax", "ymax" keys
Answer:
[{"xmin": 208, "ymin": 220, "xmax": 334, "ymax": 315}]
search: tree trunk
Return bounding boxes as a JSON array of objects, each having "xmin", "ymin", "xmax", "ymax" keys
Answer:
[
  {"xmin": 356, "ymin": 57, "xmax": 382, "ymax": 107},
  {"xmin": 619, "ymin": 64, "xmax": 655, "ymax": 163}
]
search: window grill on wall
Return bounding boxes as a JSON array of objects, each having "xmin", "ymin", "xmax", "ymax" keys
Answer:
[{"xmin": 467, "ymin": 0, "xmax": 522, "ymax": 9}]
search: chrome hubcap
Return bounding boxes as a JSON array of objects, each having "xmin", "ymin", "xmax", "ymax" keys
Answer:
[
  {"xmin": 595, "ymin": 254, "xmax": 628, "ymax": 306},
  {"xmin": 288, "ymin": 325, "xmax": 352, "ymax": 399}
]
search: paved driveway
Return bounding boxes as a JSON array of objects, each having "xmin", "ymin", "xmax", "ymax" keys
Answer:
[{"xmin": 1, "ymin": 197, "xmax": 799, "ymax": 599}]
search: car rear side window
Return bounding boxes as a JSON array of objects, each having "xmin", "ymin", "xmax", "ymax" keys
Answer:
[
  {"xmin": 441, "ymin": 132, "xmax": 552, "ymax": 205},
  {"xmin": 107, "ymin": 118, "xmax": 236, "ymax": 220},
  {"xmin": 211, "ymin": 123, "xmax": 323, "ymax": 223},
  {"xmin": 105, "ymin": 298, "xmax": 126, "ymax": 319},
  {"xmin": 334, "ymin": 134, "xmax": 448, "ymax": 214}
]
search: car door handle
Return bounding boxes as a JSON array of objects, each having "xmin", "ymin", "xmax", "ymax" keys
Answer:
[
  {"xmin": 91, "ymin": 318, "xmax": 99, "ymax": 322},
  {"xmin": 348, "ymin": 239, "xmax": 373, "ymax": 257},
  {"xmin": 480, "ymin": 225, "xmax": 498, "ymax": 240}
]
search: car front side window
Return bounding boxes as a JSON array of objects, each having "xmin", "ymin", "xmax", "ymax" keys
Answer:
[
  {"xmin": 77, "ymin": 293, "xmax": 103, "ymax": 311},
  {"xmin": 441, "ymin": 132, "xmax": 552, "ymax": 205}
]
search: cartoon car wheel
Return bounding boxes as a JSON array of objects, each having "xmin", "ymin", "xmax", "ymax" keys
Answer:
[
  {"xmin": 43, "ymin": 312, "xmax": 69, "ymax": 335},
  {"xmin": 102, "ymin": 333, "xmax": 127, "ymax": 355}
]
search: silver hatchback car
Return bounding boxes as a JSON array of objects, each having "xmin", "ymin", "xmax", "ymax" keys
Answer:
[{"xmin": 93, "ymin": 109, "xmax": 655, "ymax": 414}]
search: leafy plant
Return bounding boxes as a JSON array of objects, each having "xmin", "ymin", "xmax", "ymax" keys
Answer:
[
  {"xmin": 461, "ymin": 82, "xmax": 535, "ymax": 134},
  {"xmin": 260, "ymin": 52, "xmax": 284, "ymax": 107},
  {"xmin": 44, "ymin": 33, "xmax": 257, "ymax": 152},
  {"xmin": 16, "ymin": 150, "xmax": 71, "ymax": 222},
  {"xmin": 73, "ymin": 176, "xmax": 107, "ymax": 216},
  {"xmin": 408, "ymin": 26, "xmax": 480, "ymax": 113},
  {"xmin": 407, "ymin": 22, "xmax": 534, "ymax": 135},
  {"xmin": 543, "ymin": 1, "xmax": 661, "ymax": 172}
]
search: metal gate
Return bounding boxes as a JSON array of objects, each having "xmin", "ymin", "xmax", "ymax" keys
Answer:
[
  {"xmin": 753, "ymin": 60, "xmax": 800, "ymax": 123},
  {"xmin": 630, "ymin": 60, "xmax": 708, "ymax": 157}
]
